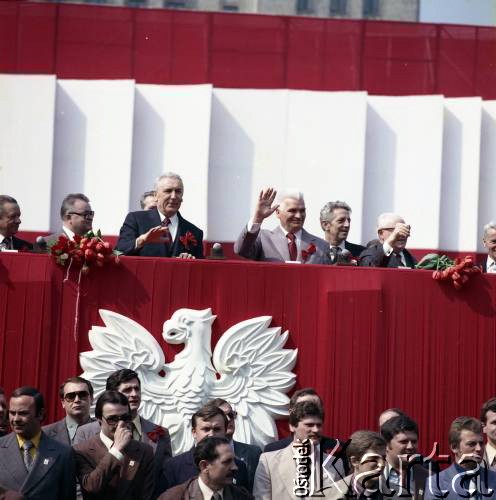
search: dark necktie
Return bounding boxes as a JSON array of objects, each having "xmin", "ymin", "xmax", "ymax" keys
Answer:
[
  {"xmin": 330, "ymin": 246, "xmax": 341, "ymax": 263},
  {"xmin": 0, "ymin": 237, "xmax": 12, "ymax": 251},
  {"xmin": 287, "ymin": 233, "xmax": 297, "ymax": 261},
  {"xmin": 390, "ymin": 252, "xmax": 403, "ymax": 268},
  {"xmin": 161, "ymin": 217, "xmax": 172, "ymax": 251},
  {"xmin": 23, "ymin": 440, "xmax": 34, "ymax": 471},
  {"xmin": 211, "ymin": 493, "xmax": 222, "ymax": 500}
]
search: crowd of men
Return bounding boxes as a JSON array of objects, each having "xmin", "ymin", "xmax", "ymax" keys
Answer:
[
  {"xmin": 2, "ymin": 378, "xmax": 496, "ymax": 499},
  {"xmin": 1, "ymin": 172, "xmax": 495, "ymax": 271}
]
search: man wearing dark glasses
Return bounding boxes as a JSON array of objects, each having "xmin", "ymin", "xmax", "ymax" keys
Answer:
[
  {"xmin": 73, "ymin": 390, "xmax": 155, "ymax": 500},
  {"xmin": 43, "ymin": 376, "xmax": 95, "ymax": 446}
]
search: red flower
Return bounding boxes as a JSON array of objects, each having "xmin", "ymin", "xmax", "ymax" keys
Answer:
[
  {"xmin": 179, "ymin": 231, "xmax": 198, "ymax": 251},
  {"xmin": 301, "ymin": 243, "xmax": 316, "ymax": 262},
  {"xmin": 147, "ymin": 426, "xmax": 166, "ymax": 443}
]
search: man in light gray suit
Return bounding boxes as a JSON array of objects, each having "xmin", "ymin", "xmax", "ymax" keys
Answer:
[
  {"xmin": 234, "ymin": 188, "xmax": 329, "ymax": 264},
  {"xmin": 0, "ymin": 386, "xmax": 76, "ymax": 499},
  {"xmin": 43, "ymin": 376, "xmax": 95, "ymax": 446}
]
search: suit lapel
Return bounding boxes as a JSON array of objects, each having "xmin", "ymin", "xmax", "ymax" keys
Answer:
[
  {"xmin": 171, "ymin": 212, "xmax": 184, "ymax": 257},
  {"xmin": 277, "ymin": 445, "xmax": 298, "ymax": 498},
  {"xmin": 271, "ymin": 226, "xmax": 291, "ymax": 261},
  {"xmin": 0, "ymin": 434, "xmax": 28, "ymax": 488},
  {"xmin": 139, "ymin": 417, "xmax": 158, "ymax": 452},
  {"xmin": 116, "ymin": 442, "xmax": 142, "ymax": 498},
  {"xmin": 22, "ymin": 433, "xmax": 59, "ymax": 494}
]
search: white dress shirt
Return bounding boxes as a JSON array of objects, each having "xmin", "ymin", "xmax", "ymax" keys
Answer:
[
  {"xmin": 198, "ymin": 476, "xmax": 224, "ymax": 499},
  {"xmin": 99, "ymin": 430, "xmax": 125, "ymax": 462}
]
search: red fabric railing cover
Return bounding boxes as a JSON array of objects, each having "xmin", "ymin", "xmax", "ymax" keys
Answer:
[{"xmin": 0, "ymin": 252, "xmax": 495, "ymax": 455}]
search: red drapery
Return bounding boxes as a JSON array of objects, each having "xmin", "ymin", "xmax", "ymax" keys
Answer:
[
  {"xmin": 1, "ymin": 252, "xmax": 495, "ymax": 455},
  {"xmin": 0, "ymin": 2, "xmax": 495, "ymax": 99}
]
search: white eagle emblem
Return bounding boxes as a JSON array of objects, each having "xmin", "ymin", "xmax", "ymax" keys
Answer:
[{"xmin": 79, "ymin": 308, "xmax": 298, "ymax": 454}]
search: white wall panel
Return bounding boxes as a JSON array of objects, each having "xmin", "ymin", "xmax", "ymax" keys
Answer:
[
  {"xmin": 208, "ymin": 89, "xmax": 288, "ymax": 241},
  {"xmin": 51, "ymin": 80, "xmax": 135, "ymax": 235},
  {"xmin": 131, "ymin": 84, "xmax": 212, "ymax": 233},
  {"xmin": 285, "ymin": 91, "xmax": 367, "ymax": 242},
  {"xmin": 478, "ymin": 101, "xmax": 496, "ymax": 251},
  {"xmin": 0, "ymin": 74, "xmax": 56, "ymax": 231},
  {"xmin": 363, "ymin": 96, "xmax": 444, "ymax": 249},
  {"xmin": 440, "ymin": 98, "xmax": 482, "ymax": 252}
]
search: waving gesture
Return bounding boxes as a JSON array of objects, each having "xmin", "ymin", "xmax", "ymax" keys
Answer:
[{"xmin": 253, "ymin": 188, "xmax": 279, "ymax": 224}]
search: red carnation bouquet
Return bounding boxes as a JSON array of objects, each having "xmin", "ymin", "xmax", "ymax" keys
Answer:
[
  {"xmin": 416, "ymin": 253, "xmax": 481, "ymax": 290},
  {"xmin": 49, "ymin": 230, "xmax": 121, "ymax": 274}
]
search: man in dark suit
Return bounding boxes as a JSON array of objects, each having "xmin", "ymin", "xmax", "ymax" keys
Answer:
[
  {"xmin": 158, "ymin": 436, "xmax": 252, "ymax": 500},
  {"xmin": 319, "ymin": 201, "xmax": 365, "ymax": 264},
  {"xmin": 208, "ymin": 398, "xmax": 261, "ymax": 492},
  {"xmin": 234, "ymin": 188, "xmax": 330, "ymax": 264},
  {"xmin": 74, "ymin": 369, "xmax": 172, "ymax": 492},
  {"xmin": 161, "ymin": 405, "xmax": 249, "ymax": 494},
  {"xmin": 116, "ymin": 173, "xmax": 203, "ymax": 259},
  {"xmin": 264, "ymin": 388, "xmax": 341, "ymax": 455},
  {"xmin": 481, "ymin": 222, "xmax": 496, "ymax": 273},
  {"xmin": 0, "ymin": 386, "xmax": 76, "ymax": 499},
  {"xmin": 42, "ymin": 376, "xmax": 94, "ymax": 446},
  {"xmin": 0, "ymin": 196, "xmax": 32, "ymax": 251},
  {"xmin": 73, "ymin": 390, "xmax": 155, "ymax": 500},
  {"xmin": 44, "ymin": 194, "xmax": 94, "ymax": 247},
  {"xmin": 359, "ymin": 213, "xmax": 416, "ymax": 268},
  {"xmin": 381, "ymin": 415, "xmax": 430, "ymax": 500},
  {"xmin": 425, "ymin": 417, "xmax": 496, "ymax": 499}
]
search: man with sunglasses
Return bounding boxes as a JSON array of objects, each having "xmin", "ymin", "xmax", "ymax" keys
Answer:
[
  {"xmin": 43, "ymin": 376, "xmax": 95, "ymax": 446},
  {"xmin": 45, "ymin": 193, "xmax": 94, "ymax": 246},
  {"xmin": 73, "ymin": 390, "xmax": 155, "ymax": 499}
]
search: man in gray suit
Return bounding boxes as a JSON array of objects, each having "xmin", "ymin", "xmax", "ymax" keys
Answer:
[
  {"xmin": 75, "ymin": 369, "xmax": 172, "ymax": 492},
  {"xmin": 43, "ymin": 376, "xmax": 94, "ymax": 446},
  {"xmin": 0, "ymin": 388, "xmax": 8, "ymax": 437},
  {"xmin": 234, "ymin": 188, "xmax": 329, "ymax": 264},
  {"xmin": 0, "ymin": 386, "xmax": 76, "ymax": 499},
  {"xmin": 44, "ymin": 193, "xmax": 94, "ymax": 246}
]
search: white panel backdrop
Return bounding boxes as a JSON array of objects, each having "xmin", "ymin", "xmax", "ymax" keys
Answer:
[
  {"xmin": 1, "ymin": 76, "xmax": 496, "ymax": 253},
  {"xmin": 0, "ymin": 75, "xmax": 56, "ymax": 231},
  {"xmin": 52, "ymin": 79, "xmax": 135, "ymax": 235}
]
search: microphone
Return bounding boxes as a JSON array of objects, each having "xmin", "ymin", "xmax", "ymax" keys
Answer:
[
  {"xmin": 35, "ymin": 236, "xmax": 47, "ymax": 250},
  {"xmin": 336, "ymin": 248, "xmax": 357, "ymax": 266}
]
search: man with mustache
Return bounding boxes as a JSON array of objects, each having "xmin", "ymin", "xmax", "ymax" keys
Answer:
[
  {"xmin": 359, "ymin": 213, "xmax": 416, "ymax": 268},
  {"xmin": 254, "ymin": 401, "xmax": 344, "ymax": 499},
  {"xmin": 158, "ymin": 436, "xmax": 253, "ymax": 500}
]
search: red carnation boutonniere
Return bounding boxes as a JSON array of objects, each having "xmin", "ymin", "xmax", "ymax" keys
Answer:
[
  {"xmin": 301, "ymin": 243, "xmax": 317, "ymax": 262},
  {"xmin": 179, "ymin": 231, "xmax": 198, "ymax": 251},
  {"xmin": 147, "ymin": 425, "xmax": 166, "ymax": 443}
]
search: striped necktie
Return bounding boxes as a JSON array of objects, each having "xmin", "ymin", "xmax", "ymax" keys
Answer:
[{"xmin": 23, "ymin": 440, "xmax": 34, "ymax": 470}]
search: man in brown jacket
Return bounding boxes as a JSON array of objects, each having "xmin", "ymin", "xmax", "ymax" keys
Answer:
[
  {"xmin": 73, "ymin": 390, "xmax": 155, "ymax": 500},
  {"xmin": 159, "ymin": 436, "xmax": 252, "ymax": 500}
]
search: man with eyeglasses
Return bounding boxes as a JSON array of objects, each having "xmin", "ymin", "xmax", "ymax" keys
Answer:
[
  {"xmin": 45, "ymin": 193, "xmax": 94, "ymax": 246},
  {"xmin": 359, "ymin": 213, "xmax": 416, "ymax": 269},
  {"xmin": 43, "ymin": 376, "xmax": 95, "ymax": 446},
  {"xmin": 73, "ymin": 390, "xmax": 155, "ymax": 499},
  {"xmin": 208, "ymin": 398, "xmax": 261, "ymax": 492}
]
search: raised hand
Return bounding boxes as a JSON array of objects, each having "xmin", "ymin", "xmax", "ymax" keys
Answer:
[
  {"xmin": 113, "ymin": 420, "xmax": 132, "ymax": 452},
  {"xmin": 386, "ymin": 223, "xmax": 411, "ymax": 249},
  {"xmin": 136, "ymin": 226, "xmax": 168, "ymax": 248},
  {"xmin": 253, "ymin": 188, "xmax": 279, "ymax": 224}
]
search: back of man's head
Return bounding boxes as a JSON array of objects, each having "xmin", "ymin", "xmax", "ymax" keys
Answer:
[
  {"xmin": 289, "ymin": 388, "xmax": 322, "ymax": 410},
  {"xmin": 106, "ymin": 369, "xmax": 140, "ymax": 391}
]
